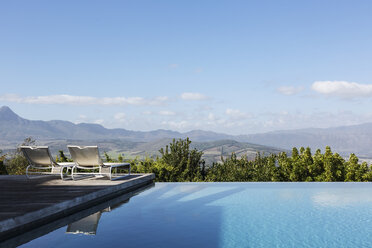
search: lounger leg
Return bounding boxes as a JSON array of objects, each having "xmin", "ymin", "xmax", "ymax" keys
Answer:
[
  {"xmin": 26, "ymin": 165, "xmax": 31, "ymax": 179},
  {"xmin": 60, "ymin": 166, "xmax": 71, "ymax": 180},
  {"xmin": 71, "ymin": 166, "xmax": 76, "ymax": 181},
  {"xmin": 26, "ymin": 165, "xmax": 54, "ymax": 179},
  {"xmin": 60, "ymin": 167, "xmax": 64, "ymax": 180},
  {"xmin": 109, "ymin": 165, "xmax": 131, "ymax": 181}
]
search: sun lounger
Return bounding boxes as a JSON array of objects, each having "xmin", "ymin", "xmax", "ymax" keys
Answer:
[
  {"xmin": 20, "ymin": 146, "xmax": 74, "ymax": 180},
  {"xmin": 67, "ymin": 145, "xmax": 131, "ymax": 180}
]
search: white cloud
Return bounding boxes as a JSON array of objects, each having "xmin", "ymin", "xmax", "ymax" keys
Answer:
[
  {"xmin": 153, "ymin": 96, "xmax": 168, "ymax": 102},
  {"xmin": 225, "ymin": 108, "xmax": 250, "ymax": 119},
  {"xmin": 312, "ymin": 81, "xmax": 372, "ymax": 98},
  {"xmin": 277, "ymin": 86, "xmax": 303, "ymax": 95},
  {"xmin": 94, "ymin": 119, "xmax": 104, "ymax": 125},
  {"xmin": 0, "ymin": 94, "xmax": 169, "ymax": 106},
  {"xmin": 159, "ymin": 110, "xmax": 176, "ymax": 116},
  {"xmin": 181, "ymin": 92, "xmax": 208, "ymax": 101},
  {"xmin": 161, "ymin": 120, "xmax": 193, "ymax": 129},
  {"xmin": 74, "ymin": 114, "xmax": 89, "ymax": 124},
  {"xmin": 256, "ymin": 110, "xmax": 372, "ymax": 131},
  {"xmin": 114, "ymin": 112, "xmax": 126, "ymax": 120},
  {"xmin": 142, "ymin": 111, "xmax": 152, "ymax": 115},
  {"xmin": 161, "ymin": 120, "xmax": 205, "ymax": 131},
  {"xmin": 207, "ymin": 113, "xmax": 216, "ymax": 121}
]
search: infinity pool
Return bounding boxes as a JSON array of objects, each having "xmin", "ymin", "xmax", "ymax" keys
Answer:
[{"xmin": 16, "ymin": 183, "xmax": 372, "ymax": 247}]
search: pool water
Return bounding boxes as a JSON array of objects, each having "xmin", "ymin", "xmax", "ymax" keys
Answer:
[{"xmin": 18, "ymin": 183, "xmax": 372, "ymax": 247}]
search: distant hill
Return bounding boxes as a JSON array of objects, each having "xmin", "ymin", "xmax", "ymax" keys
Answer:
[
  {"xmin": 238, "ymin": 124, "xmax": 372, "ymax": 158},
  {"xmin": 192, "ymin": 140, "xmax": 284, "ymax": 164},
  {"xmin": 1, "ymin": 105, "xmax": 372, "ymax": 158},
  {"xmin": 0, "ymin": 106, "xmax": 283, "ymax": 163},
  {"xmin": 0, "ymin": 106, "xmax": 231, "ymax": 142},
  {"xmin": 0, "ymin": 138, "xmax": 284, "ymax": 165},
  {"xmin": 122, "ymin": 138, "xmax": 284, "ymax": 164}
]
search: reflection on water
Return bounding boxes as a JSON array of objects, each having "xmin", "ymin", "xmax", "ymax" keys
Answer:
[
  {"xmin": 312, "ymin": 190, "xmax": 372, "ymax": 207},
  {"xmin": 65, "ymin": 199, "xmax": 129, "ymax": 236},
  {"xmin": 66, "ymin": 211, "xmax": 103, "ymax": 235},
  {"xmin": 0, "ymin": 183, "xmax": 153, "ymax": 247}
]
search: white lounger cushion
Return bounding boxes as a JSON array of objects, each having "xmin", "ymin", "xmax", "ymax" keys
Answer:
[
  {"xmin": 67, "ymin": 146, "xmax": 103, "ymax": 167},
  {"xmin": 20, "ymin": 146, "xmax": 53, "ymax": 166}
]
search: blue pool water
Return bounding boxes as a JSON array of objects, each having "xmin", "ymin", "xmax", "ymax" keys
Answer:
[{"xmin": 17, "ymin": 183, "xmax": 372, "ymax": 247}]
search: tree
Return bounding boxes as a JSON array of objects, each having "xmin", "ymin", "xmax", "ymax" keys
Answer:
[
  {"xmin": 252, "ymin": 153, "xmax": 279, "ymax": 181},
  {"xmin": 277, "ymin": 152, "xmax": 291, "ymax": 181},
  {"xmin": 159, "ymin": 138, "xmax": 204, "ymax": 182},
  {"xmin": 56, "ymin": 150, "xmax": 71, "ymax": 162},
  {"xmin": 345, "ymin": 154, "xmax": 368, "ymax": 182},
  {"xmin": 357, "ymin": 162, "xmax": 369, "ymax": 182},
  {"xmin": 362, "ymin": 164, "xmax": 372, "ymax": 181},
  {"xmin": 302, "ymin": 147, "xmax": 314, "ymax": 181},
  {"xmin": 345, "ymin": 153, "xmax": 359, "ymax": 181},
  {"xmin": 104, "ymin": 152, "xmax": 114, "ymax": 162},
  {"xmin": 118, "ymin": 154, "xmax": 124, "ymax": 163},
  {"xmin": 5, "ymin": 137, "xmax": 36, "ymax": 175},
  {"xmin": 322, "ymin": 146, "xmax": 345, "ymax": 181},
  {"xmin": 289, "ymin": 147, "xmax": 308, "ymax": 181},
  {"xmin": 0, "ymin": 150, "xmax": 7, "ymax": 175}
]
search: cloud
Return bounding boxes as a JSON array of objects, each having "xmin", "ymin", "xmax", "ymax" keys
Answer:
[
  {"xmin": 114, "ymin": 112, "xmax": 126, "ymax": 120},
  {"xmin": 225, "ymin": 108, "xmax": 250, "ymax": 119},
  {"xmin": 93, "ymin": 119, "xmax": 104, "ymax": 125},
  {"xmin": 256, "ymin": 109, "xmax": 372, "ymax": 131},
  {"xmin": 153, "ymin": 96, "xmax": 168, "ymax": 102},
  {"xmin": 142, "ymin": 111, "xmax": 152, "ymax": 115},
  {"xmin": 75, "ymin": 114, "xmax": 88, "ymax": 124},
  {"xmin": 161, "ymin": 120, "xmax": 192, "ymax": 129},
  {"xmin": 207, "ymin": 113, "xmax": 216, "ymax": 121},
  {"xmin": 181, "ymin": 92, "xmax": 208, "ymax": 100},
  {"xmin": 277, "ymin": 86, "xmax": 303, "ymax": 95},
  {"xmin": 312, "ymin": 81, "xmax": 372, "ymax": 98},
  {"xmin": 159, "ymin": 110, "xmax": 176, "ymax": 116},
  {"xmin": 0, "ymin": 94, "xmax": 169, "ymax": 106}
]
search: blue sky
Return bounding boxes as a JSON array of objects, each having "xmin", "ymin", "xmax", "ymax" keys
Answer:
[{"xmin": 1, "ymin": 0, "xmax": 372, "ymax": 134}]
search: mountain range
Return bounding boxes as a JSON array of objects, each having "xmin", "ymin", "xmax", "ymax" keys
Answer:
[{"xmin": 1, "ymin": 105, "xmax": 372, "ymax": 158}]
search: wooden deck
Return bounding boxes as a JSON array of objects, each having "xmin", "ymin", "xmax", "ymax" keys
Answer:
[{"xmin": 0, "ymin": 173, "xmax": 155, "ymax": 241}]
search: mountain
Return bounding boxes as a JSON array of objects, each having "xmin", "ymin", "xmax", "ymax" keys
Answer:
[
  {"xmin": 239, "ymin": 124, "xmax": 372, "ymax": 158},
  {"xmin": 0, "ymin": 106, "xmax": 177, "ymax": 142},
  {"xmin": 1, "ymin": 106, "xmax": 372, "ymax": 158},
  {"xmin": 0, "ymin": 106, "xmax": 237, "ymax": 143},
  {"xmin": 0, "ymin": 106, "xmax": 284, "ymax": 163}
]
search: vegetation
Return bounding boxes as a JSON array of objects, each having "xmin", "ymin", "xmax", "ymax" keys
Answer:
[
  {"xmin": 130, "ymin": 141, "xmax": 372, "ymax": 182},
  {"xmin": 3, "ymin": 137, "xmax": 36, "ymax": 175},
  {"xmin": 132, "ymin": 138, "xmax": 205, "ymax": 182},
  {"xmin": 0, "ymin": 150, "xmax": 6, "ymax": 175},
  {"xmin": 55, "ymin": 150, "xmax": 72, "ymax": 162},
  {"xmin": 2, "ymin": 137, "xmax": 372, "ymax": 182}
]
